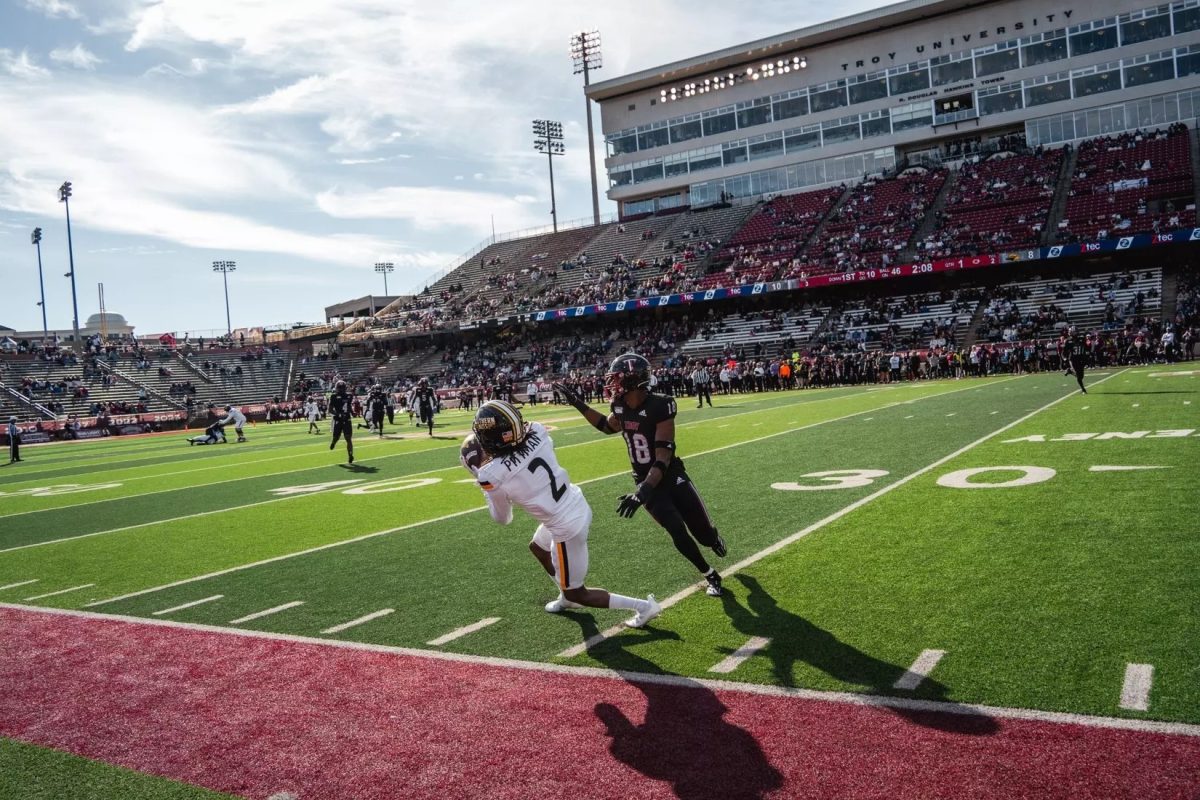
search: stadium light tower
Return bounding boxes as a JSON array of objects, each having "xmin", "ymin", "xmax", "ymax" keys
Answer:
[
  {"xmin": 212, "ymin": 260, "xmax": 237, "ymax": 336},
  {"xmin": 58, "ymin": 181, "xmax": 81, "ymax": 349},
  {"xmin": 31, "ymin": 227, "xmax": 48, "ymax": 346},
  {"xmin": 532, "ymin": 119, "xmax": 565, "ymax": 233},
  {"xmin": 374, "ymin": 262, "xmax": 395, "ymax": 295},
  {"xmin": 570, "ymin": 30, "xmax": 603, "ymax": 226}
]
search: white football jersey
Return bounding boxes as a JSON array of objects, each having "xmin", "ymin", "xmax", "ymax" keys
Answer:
[{"xmin": 475, "ymin": 422, "xmax": 589, "ymax": 542}]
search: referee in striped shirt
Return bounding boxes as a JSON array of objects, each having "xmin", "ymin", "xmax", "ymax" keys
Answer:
[
  {"xmin": 7, "ymin": 416, "xmax": 22, "ymax": 463},
  {"xmin": 690, "ymin": 363, "xmax": 713, "ymax": 408}
]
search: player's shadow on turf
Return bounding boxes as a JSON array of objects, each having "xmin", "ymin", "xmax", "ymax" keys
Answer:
[
  {"xmin": 584, "ymin": 628, "xmax": 784, "ymax": 800},
  {"xmin": 722, "ymin": 575, "xmax": 998, "ymax": 736},
  {"xmin": 337, "ymin": 463, "xmax": 378, "ymax": 473}
]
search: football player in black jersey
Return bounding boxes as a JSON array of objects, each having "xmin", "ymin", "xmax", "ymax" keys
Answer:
[
  {"xmin": 414, "ymin": 377, "xmax": 437, "ymax": 436},
  {"xmin": 1060, "ymin": 327, "xmax": 1087, "ymax": 394},
  {"xmin": 328, "ymin": 380, "xmax": 355, "ymax": 464},
  {"xmin": 555, "ymin": 353, "xmax": 728, "ymax": 596}
]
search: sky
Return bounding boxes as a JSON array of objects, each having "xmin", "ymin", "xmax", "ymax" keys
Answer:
[{"xmin": 0, "ymin": 0, "xmax": 887, "ymax": 336}]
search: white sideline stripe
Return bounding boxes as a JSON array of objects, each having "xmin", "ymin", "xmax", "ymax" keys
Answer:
[
  {"xmin": 2, "ymin": 384, "xmax": 913, "ymax": 547},
  {"xmin": 904, "ymin": 415, "xmax": 914, "ymax": 419},
  {"xmin": 1119, "ymin": 663, "xmax": 1154, "ymax": 711},
  {"xmin": 946, "ymin": 413, "xmax": 956, "ymax": 417},
  {"xmin": 708, "ymin": 636, "xmax": 771, "ymax": 674},
  {"xmin": 322, "ymin": 608, "xmax": 395, "ymax": 635},
  {"xmin": 990, "ymin": 411, "xmax": 999, "ymax": 415},
  {"xmin": 6, "ymin": 602, "xmax": 1200, "ymax": 740},
  {"xmin": 1089, "ymin": 465, "xmax": 1169, "ymax": 472},
  {"xmin": 556, "ymin": 368, "xmax": 1128, "ymax": 659},
  {"xmin": 0, "ymin": 579, "xmax": 38, "ymax": 591},
  {"xmin": 152, "ymin": 595, "xmax": 224, "ymax": 616},
  {"xmin": 427, "ymin": 617, "xmax": 500, "ymax": 646},
  {"xmin": 893, "ymin": 649, "xmax": 946, "ymax": 690},
  {"xmin": 23, "ymin": 583, "xmax": 95, "ymax": 601},
  {"xmin": 82, "ymin": 380, "xmax": 999, "ymax": 609},
  {"xmin": 228, "ymin": 601, "xmax": 304, "ymax": 625}
]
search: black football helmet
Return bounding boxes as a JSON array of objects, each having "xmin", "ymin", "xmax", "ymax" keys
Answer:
[
  {"xmin": 335, "ymin": 380, "xmax": 347, "ymax": 394},
  {"xmin": 472, "ymin": 400, "xmax": 528, "ymax": 455},
  {"xmin": 606, "ymin": 353, "xmax": 651, "ymax": 398}
]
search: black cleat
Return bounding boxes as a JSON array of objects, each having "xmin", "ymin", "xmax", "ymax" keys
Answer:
[
  {"xmin": 348, "ymin": 452, "xmax": 355, "ymax": 465},
  {"xmin": 704, "ymin": 570, "xmax": 723, "ymax": 597},
  {"xmin": 711, "ymin": 535, "xmax": 727, "ymax": 558}
]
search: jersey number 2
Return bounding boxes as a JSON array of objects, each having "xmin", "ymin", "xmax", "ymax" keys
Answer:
[{"xmin": 527, "ymin": 457, "xmax": 567, "ymax": 502}]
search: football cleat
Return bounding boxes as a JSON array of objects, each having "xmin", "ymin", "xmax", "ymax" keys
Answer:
[
  {"xmin": 348, "ymin": 452, "xmax": 355, "ymax": 465},
  {"xmin": 625, "ymin": 594, "xmax": 661, "ymax": 628},
  {"xmin": 544, "ymin": 593, "xmax": 583, "ymax": 614},
  {"xmin": 705, "ymin": 571, "xmax": 723, "ymax": 597},
  {"xmin": 711, "ymin": 534, "xmax": 727, "ymax": 558}
]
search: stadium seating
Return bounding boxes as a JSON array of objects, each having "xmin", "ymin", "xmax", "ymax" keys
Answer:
[
  {"xmin": 818, "ymin": 290, "xmax": 978, "ymax": 351},
  {"xmin": 680, "ymin": 305, "xmax": 829, "ymax": 359}
]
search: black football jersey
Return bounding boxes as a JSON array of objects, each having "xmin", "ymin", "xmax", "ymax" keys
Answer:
[
  {"xmin": 415, "ymin": 387, "xmax": 436, "ymax": 408},
  {"xmin": 611, "ymin": 392, "xmax": 687, "ymax": 480},
  {"xmin": 329, "ymin": 393, "xmax": 353, "ymax": 421}
]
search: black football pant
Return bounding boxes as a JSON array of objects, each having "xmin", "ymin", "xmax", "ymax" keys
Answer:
[
  {"xmin": 695, "ymin": 383, "xmax": 712, "ymax": 407},
  {"xmin": 372, "ymin": 411, "xmax": 385, "ymax": 432},
  {"xmin": 331, "ymin": 419, "xmax": 353, "ymax": 451},
  {"xmin": 8, "ymin": 436, "xmax": 19, "ymax": 462},
  {"xmin": 644, "ymin": 477, "xmax": 719, "ymax": 574},
  {"xmin": 1070, "ymin": 355, "xmax": 1086, "ymax": 392}
]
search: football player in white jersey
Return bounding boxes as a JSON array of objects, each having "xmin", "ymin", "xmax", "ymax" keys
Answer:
[
  {"xmin": 305, "ymin": 397, "xmax": 321, "ymax": 435},
  {"xmin": 218, "ymin": 405, "xmax": 248, "ymax": 443},
  {"xmin": 462, "ymin": 400, "xmax": 660, "ymax": 627}
]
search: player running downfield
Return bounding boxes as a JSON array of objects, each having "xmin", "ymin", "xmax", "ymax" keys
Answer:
[
  {"xmin": 1061, "ymin": 327, "xmax": 1088, "ymax": 394},
  {"xmin": 328, "ymin": 380, "xmax": 355, "ymax": 464},
  {"xmin": 556, "ymin": 353, "xmax": 728, "ymax": 596},
  {"xmin": 462, "ymin": 400, "xmax": 661, "ymax": 627}
]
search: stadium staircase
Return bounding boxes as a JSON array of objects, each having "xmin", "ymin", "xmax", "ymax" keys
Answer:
[
  {"xmin": 903, "ymin": 169, "xmax": 960, "ymax": 262},
  {"xmin": 0, "ymin": 382, "xmax": 55, "ymax": 421},
  {"xmin": 1159, "ymin": 262, "xmax": 1182, "ymax": 322},
  {"xmin": 800, "ymin": 184, "xmax": 855, "ymax": 254},
  {"xmin": 958, "ymin": 297, "xmax": 993, "ymax": 349},
  {"xmin": 173, "ymin": 352, "xmax": 215, "ymax": 383},
  {"xmin": 683, "ymin": 204, "xmax": 758, "ymax": 278},
  {"xmin": 1042, "ymin": 145, "xmax": 1079, "ymax": 245},
  {"xmin": 97, "ymin": 361, "xmax": 187, "ymax": 412}
]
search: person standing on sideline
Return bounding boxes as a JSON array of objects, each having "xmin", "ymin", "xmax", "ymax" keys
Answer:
[
  {"xmin": 462, "ymin": 400, "xmax": 660, "ymax": 626},
  {"xmin": 526, "ymin": 379, "xmax": 540, "ymax": 407},
  {"xmin": 6, "ymin": 416, "xmax": 21, "ymax": 463},
  {"xmin": 306, "ymin": 396, "xmax": 321, "ymax": 434},
  {"xmin": 690, "ymin": 362, "xmax": 713, "ymax": 408}
]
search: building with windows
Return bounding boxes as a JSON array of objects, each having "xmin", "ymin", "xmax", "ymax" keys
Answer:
[{"xmin": 588, "ymin": 0, "xmax": 1200, "ymax": 217}]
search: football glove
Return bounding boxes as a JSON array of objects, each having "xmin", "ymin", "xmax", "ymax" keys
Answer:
[
  {"xmin": 616, "ymin": 483, "xmax": 653, "ymax": 518},
  {"xmin": 553, "ymin": 382, "xmax": 588, "ymax": 413}
]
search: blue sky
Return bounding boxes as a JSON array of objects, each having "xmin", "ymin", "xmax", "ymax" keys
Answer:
[{"xmin": 0, "ymin": 0, "xmax": 883, "ymax": 336}]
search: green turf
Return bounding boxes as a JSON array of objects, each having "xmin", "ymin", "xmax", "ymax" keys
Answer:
[
  {"xmin": 2, "ymin": 367, "xmax": 1196, "ymax": 733},
  {"xmin": 0, "ymin": 739, "xmax": 238, "ymax": 800}
]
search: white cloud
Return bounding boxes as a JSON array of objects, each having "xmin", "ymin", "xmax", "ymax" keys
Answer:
[
  {"xmin": 316, "ymin": 186, "xmax": 546, "ymax": 236},
  {"xmin": 50, "ymin": 44, "xmax": 103, "ymax": 70},
  {"xmin": 0, "ymin": 49, "xmax": 50, "ymax": 79},
  {"xmin": 24, "ymin": 0, "xmax": 82, "ymax": 20}
]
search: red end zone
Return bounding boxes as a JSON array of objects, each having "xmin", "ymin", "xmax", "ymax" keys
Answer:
[{"xmin": 2, "ymin": 606, "xmax": 1198, "ymax": 800}]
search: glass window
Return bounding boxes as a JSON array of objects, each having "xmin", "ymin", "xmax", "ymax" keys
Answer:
[
  {"xmin": 1025, "ymin": 79, "xmax": 1072, "ymax": 107},
  {"xmin": 632, "ymin": 163, "xmax": 664, "ymax": 184},
  {"xmin": 664, "ymin": 157, "xmax": 689, "ymax": 178},
  {"xmin": 1126, "ymin": 57, "xmax": 1175, "ymax": 87},
  {"xmin": 979, "ymin": 88, "xmax": 1023, "ymax": 116},
  {"xmin": 1179, "ymin": 48, "xmax": 1200, "ymax": 78},
  {"xmin": 821, "ymin": 120, "xmax": 861, "ymax": 145},
  {"xmin": 1176, "ymin": 4, "xmax": 1200, "ymax": 33},
  {"xmin": 848, "ymin": 77, "xmax": 888, "ymax": 104},
  {"xmin": 637, "ymin": 127, "xmax": 668, "ymax": 150},
  {"xmin": 861, "ymin": 112, "xmax": 891, "ymax": 138},
  {"xmin": 736, "ymin": 104, "xmax": 771, "ymax": 129},
  {"xmin": 892, "ymin": 101, "xmax": 932, "ymax": 131},
  {"xmin": 610, "ymin": 169, "xmax": 632, "ymax": 187},
  {"xmin": 689, "ymin": 153, "xmax": 722, "ymax": 172},
  {"xmin": 888, "ymin": 68, "xmax": 930, "ymax": 95},
  {"xmin": 1070, "ymin": 27, "xmax": 1118, "ymax": 56},
  {"xmin": 1022, "ymin": 37, "xmax": 1068, "ymax": 68},
  {"xmin": 784, "ymin": 128, "xmax": 821, "ymax": 152},
  {"xmin": 748, "ymin": 137, "xmax": 784, "ymax": 161},
  {"xmin": 772, "ymin": 95, "xmax": 808, "ymax": 121},
  {"xmin": 809, "ymin": 87, "xmax": 848, "ymax": 112},
  {"xmin": 1120, "ymin": 14, "xmax": 1172, "ymax": 45},
  {"xmin": 1073, "ymin": 67, "xmax": 1121, "ymax": 98},
  {"xmin": 623, "ymin": 199, "xmax": 655, "ymax": 217},
  {"xmin": 976, "ymin": 48, "xmax": 1020, "ymax": 77},
  {"xmin": 931, "ymin": 58, "xmax": 974, "ymax": 87},
  {"xmin": 609, "ymin": 133, "xmax": 637, "ymax": 156},
  {"xmin": 702, "ymin": 111, "xmax": 736, "ymax": 137},
  {"xmin": 669, "ymin": 119, "xmax": 702, "ymax": 144},
  {"xmin": 722, "ymin": 144, "xmax": 748, "ymax": 166}
]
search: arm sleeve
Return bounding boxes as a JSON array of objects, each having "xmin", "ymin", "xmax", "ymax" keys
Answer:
[{"xmin": 482, "ymin": 486, "xmax": 513, "ymax": 525}]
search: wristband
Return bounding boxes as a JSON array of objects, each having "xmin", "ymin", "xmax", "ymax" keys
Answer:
[{"xmin": 651, "ymin": 459, "xmax": 668, "ymax": 474}]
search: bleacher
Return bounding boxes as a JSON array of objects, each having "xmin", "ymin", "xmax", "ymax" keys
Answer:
[
  {"xmin": 977, "ymin": 268, "xmax": 1163, "ymax": 342},
  {"xmin": 0, "ymin": 357, "xmax": 168, "ymax": 419},
  {"xmin": 680, "ymin": 306, "xmax": 829, "ymax": 359},
  {"xmin": 1059, "ymin": 125, "xmax": 1195, "ymax": 243},
  {"xmin": 821, "ymin": 291, "xmax": 976, "ymax": 351},
  {"xmin": 922, "ymin": 148, "xmax": 1064, "ymax": 258},
  {"xmin": 177, "ymin": 351, "xmax": 296, "ymax": 408}
]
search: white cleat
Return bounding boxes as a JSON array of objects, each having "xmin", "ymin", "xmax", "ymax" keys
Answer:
[
  {"xmin": 544, "ymin": 593, "xmax": 583, "ymax": 613},
  {"xmin": 625, "ymin": 594, "xmax": 662, "ymax": 629}
]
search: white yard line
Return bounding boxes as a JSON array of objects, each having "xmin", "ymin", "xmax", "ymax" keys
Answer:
[
  {"xmin": 0, "ymin": 579, "xmax": 38, "ymax": 591},
  {"xmin": 80, "ymin": 380, "xmax": 998, "ymax": 609},
  {"xmin": 708, "ymin": 636, "xmax": 771, "ymax": 674},
  {"xmin": 556, "ymin": 369, "xmax": 1128, "ymax": 659},
  {"xmin": 229, "ymin": 601, "xmax": 304, "ymax": 625},
  {"xmin": 1119, "ymin": 663, "xmax": 1154, "ymax": 711},
  {"xmin": 5, "ymin": 601, "xmax": 1199, "ymax": 739},
  {"xmin": 1089, "ymin": 465, "xmax": 1169, "ymax": 472},
  {"xmin": 322, "ymin": 608, "xmax": 395, "ymax": 635},
  {"xmin": 23, "ymin": 583, "xmax": 95, "ymax": 601},
  {"xmin": 893, "ymin": 649, "xmax": 946, "ymax": 690},
  {"xmin": 152, "ymin": 595, "xmax": 224, "ymax": 616},
  {"xmin": 427, "ymin": 617, "xmax": 501, "ymax": 646}
]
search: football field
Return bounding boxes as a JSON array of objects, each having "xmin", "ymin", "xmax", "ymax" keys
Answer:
[{"xmin": 2, "ymin": 365, "xmax": 1198, "ymax": 799}]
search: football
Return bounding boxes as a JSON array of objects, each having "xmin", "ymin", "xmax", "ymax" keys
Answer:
[{"xmin": 460, "ymin": 432, "xmax": 487, "ymax": 473}]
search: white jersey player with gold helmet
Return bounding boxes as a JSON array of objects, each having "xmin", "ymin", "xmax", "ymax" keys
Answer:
[{"xmin": 462, "ymin": 400, "xmax": 660, "ymax": 627}]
